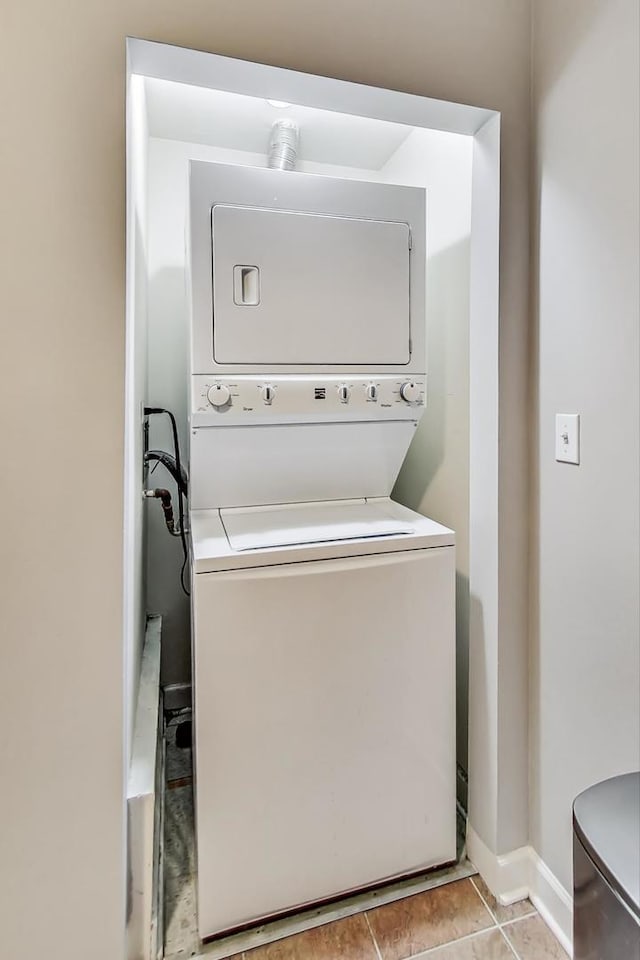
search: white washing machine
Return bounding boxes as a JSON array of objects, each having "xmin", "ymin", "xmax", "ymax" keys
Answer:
[
  {"xmin": 187, "ymin": 161, "xmax": 456, "ymax": 939},
  {"xmin": 191, "ymin": 498, "xmax": 455, "ymax": 937}
]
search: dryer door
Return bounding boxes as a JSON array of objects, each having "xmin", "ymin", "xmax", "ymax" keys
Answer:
[{"xmin": 212, "ymin": 204, "xmax": 411, "ymax": 365}]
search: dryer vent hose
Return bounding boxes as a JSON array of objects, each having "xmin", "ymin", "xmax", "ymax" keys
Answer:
[{"xmin": 268, "ymin": 119, "xmax": 299, "ymax": 171}]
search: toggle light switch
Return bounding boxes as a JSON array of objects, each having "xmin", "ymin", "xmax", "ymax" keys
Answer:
[{"xmin": 555, "ymin": 413, "xmax": 580, "ymax": 464}]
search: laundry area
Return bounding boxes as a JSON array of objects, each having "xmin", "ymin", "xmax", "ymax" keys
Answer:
[
  {"xmin": 121, "ymin": 37, "xmax": 581, "ymax": 960},
  {"xmin": 3, "ymin": 6, "xmax": 639, "ymax": 960},
  {"xmin": 125, "ymin": 49, "xmax": 480, "ymax": 959}
]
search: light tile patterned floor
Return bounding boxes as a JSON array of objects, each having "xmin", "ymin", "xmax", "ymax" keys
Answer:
[{"xmin": 163, "ymin": 714, "xmax": 568, "ymax": 960}]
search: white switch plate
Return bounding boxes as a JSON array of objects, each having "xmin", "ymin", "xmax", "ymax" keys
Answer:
[{"xmin": 555, "ymin": 413, "xmax": 580, "ymax": 464}]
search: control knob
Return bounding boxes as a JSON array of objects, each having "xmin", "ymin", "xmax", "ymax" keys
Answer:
[
  {"xmin": 400, "ymin": 381, "xmax": 421, "ymax": 403},
  {"xmin": 366, "ymin": 383, "xmax": 378, "ymax": 401},
  {"xmin": 262, "ymin": 385, "xmax": 274, "ymax": 405},
  {"xmin": 338, "ymin": 384, "xmax": 350, "ymax": 403},
  {"xmin": 207, "ymin": 383, "xmax": 231, "ymax": 407}
]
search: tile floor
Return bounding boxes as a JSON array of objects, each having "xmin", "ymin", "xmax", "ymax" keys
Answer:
[
  {"xmin": 232, "ymin": 880, "xmax": 568, "ymax": 960},
  {"xmin": 164, "ymin": 714, "xmax": 198, "ymax": 959},
  {"xmin": 163, "ymin": 713, "xmax": 568, "ymax": 960}
]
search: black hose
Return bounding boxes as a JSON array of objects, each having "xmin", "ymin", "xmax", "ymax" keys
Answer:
[
  {"xmin": 144, "ymin": 407, "xmax": 190, "ymax": 596},
  {"xmin": 149, "ymin": 488, "xmax": 176, "ymax": 534},
  {"xmin": 145, "ymin": 450, "xmax": 188, "ymax": 497}
]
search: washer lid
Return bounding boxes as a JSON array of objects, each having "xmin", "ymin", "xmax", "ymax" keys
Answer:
[
  {"xmin": 573, "ymin": 772, "xmax": 640, "ymax": 919},
  {"xmin": 191, "ymin": 499, "xmax": 454, "ymax": 573},
  {"xmin": 221, "ymin": 499, "xmax": 414, "ymax": 551}
]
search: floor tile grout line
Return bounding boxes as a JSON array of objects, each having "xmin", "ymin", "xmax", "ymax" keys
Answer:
[
  {"xmin": 470, "ymin": 876, "xmax": 540, "ymax": 942},
  {"xmin": 364, "ymin": 879, "xmax": 499, "ymax": 960},
  {"xmin": 497, "ymin": 925, "xmax": 523, "ymax": 960},
  {"xmin": 363, "ymin": 910, "xmax": 384, "ymax": 960},
  {"xmin": 470, "ymin": 878, "xmax": 537, "ymax": 929},
  {"xmin": 469, "ymin": 877, "xmax": 531, "ymax": 960},
  {"xmin": 498, "ymin": 911, "xmax": 538, "ymax": 928},
  {"xmin": 469, "ymin": 877, "xmax": 502, "ymax": 930},
  {"xmin": 469, "ymin": 876, "xmax": 500, "ymax": 927},
  {"xmin": 402, "ymin": 925, "xmax": 506, "ymax": 960}
]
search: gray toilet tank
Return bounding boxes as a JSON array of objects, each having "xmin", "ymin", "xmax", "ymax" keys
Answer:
[{"xmin": 573, "ymin": 772, "xmax": 640, "ymax": 960}]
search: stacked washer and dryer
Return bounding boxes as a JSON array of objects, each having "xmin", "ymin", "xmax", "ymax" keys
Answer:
[{"xmin": 187, "ymin": 160, "xmax": 456, "ymax": 940}]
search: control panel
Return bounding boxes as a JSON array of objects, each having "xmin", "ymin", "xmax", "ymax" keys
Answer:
[{"xmin": 191, "ymin": 375, "xmax": 426, "ymax": 426}]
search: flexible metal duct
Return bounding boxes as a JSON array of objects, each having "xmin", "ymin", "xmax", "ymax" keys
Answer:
[{"xmin": 268, "ymin": 119, "xmax": 299, "ymax": 170}]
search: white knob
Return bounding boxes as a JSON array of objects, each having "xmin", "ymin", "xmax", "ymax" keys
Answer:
[
  {"xmin": 400, "ymin": 381, "xmax": 421, "ymax": 403},
  {"xmin": 262, "ymin": 385, "xmax": 274, "ymax": 404},
  {"xmin": 338, "ymin": 384, "xmax": 350, "ymax": 403},
  {"xmin": 207, "ymin": 383, "xmax": 231, "ymax": 407},
  {"xmin": 366, "ymin": 383, "xmax": 378, "ymax": 401}
]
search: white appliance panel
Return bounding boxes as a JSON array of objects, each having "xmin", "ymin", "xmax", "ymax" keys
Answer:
[
  {"xmin": 212, "ymin": 205, "xmax": 411, "ymax": 365},
  {"xmin": 189, "ymin": 420, "xmax": 417, "ymax": 509},
  {"xmin": 190, "ymin": 374, "xmax": 426, "ymax": 426},
  {"xmin": 188, "ymin": 161, "xmax": 426, "ymax": 376},
  {"xmin": 220, "ymin": 499, "xmax": 415, "ymax": 551},
  {"xmin": 193, "ymin": 546, "xmax": 456, "ymax": 938},
  {"xmin": 190, "ymin": 500, "xmax": 456, "ymax": 574}
]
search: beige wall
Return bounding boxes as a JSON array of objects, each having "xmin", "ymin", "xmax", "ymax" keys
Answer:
[
  {"xmin": 0, "ymin": 3, "xmax": 530, "ymax": 957},
  {"xmin": 531, "ymin": 0, "xmax": 640, "ymax": 895}
]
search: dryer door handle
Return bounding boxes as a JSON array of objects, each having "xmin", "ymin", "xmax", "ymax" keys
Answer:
[{"xmin": 233, "ymin": 265, "xmax": 260, "ymax": 305}]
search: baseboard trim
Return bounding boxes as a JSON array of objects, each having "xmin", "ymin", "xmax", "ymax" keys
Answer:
[
  {"xmin": 466, "ymin": 826, "xmax": 573, "ymax": 957},
  {"xmin": 466, "ymin": 826, "xmax": 530, "ymax": 905},
  {"xmin": 528, "ymin": 847, "xmax": 573, "ymax": 957}
]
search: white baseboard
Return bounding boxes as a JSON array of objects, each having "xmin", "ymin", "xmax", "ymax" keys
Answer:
[
  {"xmin": 466, "ymin": 825, "xmax": 573, "ymax": 957},
  {"xmin": 528, "ymin": 847, "xmax": 573, "ymax": 957},
  {"xmin": 466, "ymin": 826, "xmax": 531, "ymax": 905}
]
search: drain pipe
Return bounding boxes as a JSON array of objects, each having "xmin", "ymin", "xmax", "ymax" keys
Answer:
[{"xmin": 268, "ymin": 119, "xmax": 299, "ymax": 171}]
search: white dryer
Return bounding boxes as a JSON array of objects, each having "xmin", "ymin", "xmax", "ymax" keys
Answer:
[{"xmin": 186, "ymin": 161, "xmax": 456, "ymax": 940}]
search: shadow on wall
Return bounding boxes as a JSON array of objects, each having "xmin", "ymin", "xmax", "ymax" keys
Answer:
[
  {"xmin": 146, "ymin": 266, "xmax": 191, "ymax": 688},
  {"xmin": 467, "ymin": 589, "xmax": 488, "ymax": 835},
  {"xmin": 393, "ymin": 236, "xmax": 471, "ymax": 788},
  {"xmin": 127, "ymin": 208, "xmax": 151, "ymax": 753},
  {"xmin": 534, "ymin": 0, "xmax": 604, "ymax": 98},
  {"xmin": 456, "ymin": 571, "xmax": 470, "ymax": 802},
  {"xmin": 393, "ymin": 236, "xmax": 470, "ymax": 509}
]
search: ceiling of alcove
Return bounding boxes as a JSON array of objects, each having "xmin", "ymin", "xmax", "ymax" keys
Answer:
[{"xmin": 143, "ymin": 77, "xmax": 413, "ymax": 170}]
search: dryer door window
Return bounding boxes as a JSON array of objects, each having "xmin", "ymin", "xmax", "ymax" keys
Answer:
[{"xmin": 211, "ymin": 204, "xmax": 411, "ymax": 365}]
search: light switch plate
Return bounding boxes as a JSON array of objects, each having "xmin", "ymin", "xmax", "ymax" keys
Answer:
[{"xmin": 555, "ymin": 413, "xmax": 580, "ymax": 464}]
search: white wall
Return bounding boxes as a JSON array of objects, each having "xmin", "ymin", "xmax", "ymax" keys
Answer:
[
  {"xmin": 387, "ymin": 129, "xmax": 473, "ymax": 785},
  {"xmin": 125, "ymin": 74, "xmax": 150, "ymax": 763},
  {"xmin": 0, "ymin": 3, "xmax": 531, "ymax": 956},
  {"xmin": 531, "ymin": 0, "xmax": 640, "ymax": 895}
]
